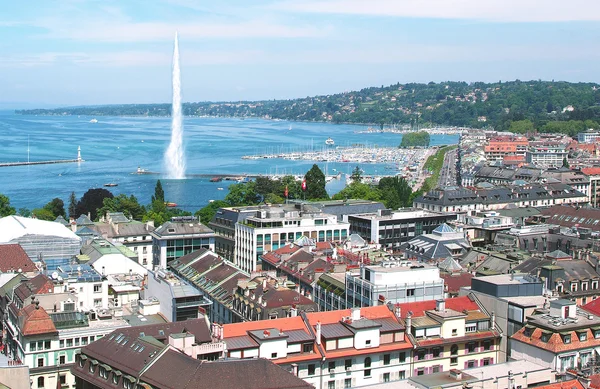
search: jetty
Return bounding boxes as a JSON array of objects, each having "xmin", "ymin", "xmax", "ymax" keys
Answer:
[{"xmin": 0, "ymin": 146, "xmax": 84, "ymax": 168}]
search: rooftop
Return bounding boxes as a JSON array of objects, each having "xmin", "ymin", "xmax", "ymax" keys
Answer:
[
  {"xmin": 0, "ymin": 243, "xmax": 37, "ymax": 273},
  {"xmin": 0, "ymin": 215, "xmax": 81, "ymax": 243}
]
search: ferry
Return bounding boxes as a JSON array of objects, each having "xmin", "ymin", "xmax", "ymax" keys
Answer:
[
  {"xmin": 103, "ymin": 183, "xmax": 118, "ymax": 187},
  {"xmin": 325, "ymin": 137, "xmax": 335, "ymax": 145}
]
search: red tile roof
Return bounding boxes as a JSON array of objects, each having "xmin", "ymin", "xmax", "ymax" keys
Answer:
[
  {"xmin": 534, "ymin": 379, "xmax": 584, "ymax": 389},
  {"xmin": 223, "ymin": 316, "xmax": 308, "ymax": 338},
  {"xmin": 17, "ymin": 304, "xmax": 57, "ymax": 336},
  {"xmin": 441, "ymin": 273, "xmax": 474, "ymax": 294},
  {"xmin": 512, "ymin": 326, "xmax": 600, "ymax": 353},
  {"xmin": 582, "ymin": 298, "xmax": 600, "ymax": 316},
  {"xmin": 582, "ymin": 167, "xmax": 600, "ymax": 176},
  {"xmin": 305, "ymin": 305, "xmax": 397, "ymax": 325},
  {"xmin": 0, "ymin": 244, "xmax": 36, "ymax": 273},
  {"xmin": 395, "ymin": 296, "xmax": 479, "ymax": 318},
  {"xmin": 590, "ymin": 374, "xmax": 600, "ymax": 389},
  {"xmin": 14, "ymin": 274, "xmax": 54, "ymax": 303}
]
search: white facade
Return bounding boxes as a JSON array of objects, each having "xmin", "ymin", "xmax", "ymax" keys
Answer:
[
  {"xmin": 234, "ymin": 210, "xmax": 349, "ymax": 273},
  {"xmin": 578, "ymin": 132, "xmax": 600, "ymax": 143},
  {"xmin": 90, "ymin": 253, "xmax": 147, "ymax": 277}
]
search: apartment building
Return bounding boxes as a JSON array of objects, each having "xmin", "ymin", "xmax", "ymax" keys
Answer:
[
  {"xmin": 484, "ymin": 136, "xmax": 529, "ymax": 161},
  {"xmin": 234, "ymin": 204, "xmax": 349, "ymax": 273},
  {"xmin": 526, "ymin": 144, "xmax": 569, "ymax": 168}
]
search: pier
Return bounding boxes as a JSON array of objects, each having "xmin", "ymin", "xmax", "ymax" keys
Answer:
[{"xmin": 0, "ymin": 146, "xmax": 84, "ymax": 168}]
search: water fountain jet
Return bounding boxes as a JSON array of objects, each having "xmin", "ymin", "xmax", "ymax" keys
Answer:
[{"xmin": 164, "ymin": 32, "xmax": 185, "ymax": 179}]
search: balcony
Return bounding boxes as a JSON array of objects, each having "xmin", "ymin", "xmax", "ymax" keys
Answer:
[{"xmin": 193, "ymin": 341, "xmax": 226, "ymax": 358}]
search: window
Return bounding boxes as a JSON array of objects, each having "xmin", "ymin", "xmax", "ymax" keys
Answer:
[
  {"xmin": 59, "ymin": 355, "xmax": 66, "ymax": 365},
  {"xmin": 383, "ymin": 373, "xmax": 390, "ymax": 382},
  {"xmin": 345, "ymin": 359, "xmax": 352, "ymax": 371},
  {"xmin": 594, "ymin": 330, "xmax": 600, "ymax": 339},
  {"xmin": 383, "ymin": 354, "xmax": 391, "ymax": 366},
  {"xmin": 94, "ymin": 284, "xmax": 102, "ymax": 293},
  {"xmin": 562, "ymin": 334, "xmax": 571, "ymax": 344},
  {"xmin": 483, "ymin": 358, "xmax": 491, "ymax": 366},
  {"xmin": 100, "ymin": 367, "xmax": 109, "ymax": 379},
  {"xmin": 417, "ymin": 368, "xmax": 424, "ymax": 376},
  {"xmin": 66, "ymin": 339, "xmax": 73, "ymax": 347},
  {"xmin": 406, "ymin": 289, "xmax": 415, "ymax": 297},
  {"xmin": 90, "ymin": 336, "xmax": 95, "ymax": 342},
  {"xmin": 466, "ymin": 323, "xmax": 477, "ymax": 333},
  {"xmin": 82, "ymin": 337, "xmax": 88, "ymax": 346},
  {"xmin": 364, "ymin": 357, "xmax": 372, "ymax": 377},
  {"xmin": 308, "ymin": 364, "xmax": 316, "ymax": 376},
  {"xmin": 271, "ymin": 352, "xmax": 277, "ymax": 358},
  {"xmin": 365, "ymin": 339, "xmax": 371, "ymax": 346},
  {"xmin": 451, "ymin": 357, "xmax": 458, "ymax": 365},
  {"xmin": 452, "ymin": 329, "xmax": 457, "ymax": 336},
  {"xmin": 483, "ymin": 340, "xmax": 491, "ymax": 351},
  {"xmin": 433, "ymin": 365, "xmax": 440, "ymax": 373},
  {"xmin": 78, "ymin": 357, "xmax": 85, "ymax": 368},
  {"xmin": 75, "ymin": 338, "xmax": 80, "ymax": 346},
  {"xmin": 399, "ymin": 352, "xmax": 406, "ymax": 363},
  {"xmin": 94, "ymin": 299, "xmax": 102, "ymax": 307},
  {"xmin": 59, "ymin": 375, "xmax": 66, "ymax": 386},
  {"xmin": 541, "ymin": 333, "xmax": 551, "ymax": 342},
  {"xmin": 466, "ymin": 343, "xmax": 475, "ymax": 353},
  {"xmin": 467, "ymin": 360, "xmax": 476, "ymax": 368},
  {"xmin": 302, "ymin": 343, "xmax": 313, "ymax": 353},
  {"xmin": 328, "ymin": 381, "xmax": 335, "ymax": 389},
  {"xmin": 417, "ymin": 349, "xmax": 425, "ymax": 361},
  {"xmin": 345, "ymin": 379, "xmax": 352, "ymax": 388},
  {"xmin": 113, "ymin": 373, "xmax": 120, "ymax": 385},
  {"xmin": 451, "ymin": 344, "xmax": 458, "ymax": 356},
  {"xmin": 433, "ymin": 347, "xmax": 441, "ymax": 358},
  {"xmin": 328, "ymin": 361, "xmax": 336, "ymax": 372},
  {"xmin": 399, "ymin": 371, "xmax": 406, "ymax": 380},
  {"xmin": 30, "ymin": 342, "xmax": 36, "ymax": 351},
  {"xmin": 37, "ymin": 358, "xmax": 44, "ymax": 367},
  {"xmin": 89, "ymin": 363, "xmax": 95, "ymax": 373},
  {"xmin": 59, "ymin": 340, "xmax": 64, "ymax": 348},
  {"xmin": 37, "ymin": 377, "xmax": 44, "ymax": 388},
  {"xmin": 44, "ymin": 340, "xmax": 51, "ymax": 349},
  {"xmin": 578, "ymin": 332, "xmax": 587, "ymax": 341}
]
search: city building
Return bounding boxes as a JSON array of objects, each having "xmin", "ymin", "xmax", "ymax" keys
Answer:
[
  {"xmin": 80, "ymin": 238, "xmax": 147, "ymax": 277},
  {"xmin": 345, "ymin": 261, "xmax": 445, "ymax": 308},
  {"xmin": 413, "ymin": 184, "xmax": 587, "ymax": 214},
  {"xmin": 145, "ymin": 269, "xmax": 212, "ymax": 322},
  {"xmin": 0, "ymin": 215, "xmax": 82, "ymax": 270},
  {"xmin": 47, "ymin": 264, "xmax": 110, "ymax": 311},
  {"xmin": 460, "ymin": 273, "xmax": 547, "ymax": 360},
  {"xmin": 398, "ymin": 296, "xmax": 502, "ymax": 374},
  {"xmin": 474, "ymin": 166, "xmax": 543, "ymax": 186},
  {"xmin": 526, "ymin": 144, "xmax": 569, "ymax": 168},
  {"xmin": 151, "ymin": 216, "xmax": 216, "ymax": 269},
  {"xmin": 581, "ymin": 168, "xmax": 600, "ymax": 208},
  {"xmin": 314, "ymin": 272, "xmax": 348, "ymax": 311},
  {"xmin": 577, "ymin": 131, "xmax": 600, "ymax": 143},
  {"xmin": 511, "ymin": 299, "xmax": 600, "ymax": 374},
  {"xmin": 536, "ymin": 205, "xmax": 600, "ymax": 233},
  {"xmin": 347, "ymin": 208, "xmax": 458, "ymax": 250},
  {"xmin": 82, "ymin": 213, "xmax": 155, "ymax": 269},
  {"xmin": 484, "ymin": 136, "xmax": 529, "ymax": 161},
  {"xmin": 170, "ymin": 248, "xmax": 248, "ymax": 324},
  {"xmin": 0, "ymin": 353, "xmax": 29, "ymax": 389},
  {"xmin": 232, "ymin": 274, "xmax": 317, "ymax": 321},
  {"xmin": 71, "ymin": 318, "xmax": 309, "ymax": 389},
  {"xmin": 452, "ymin": 211, "xmax": 514, "ymax": 247},
  {"xmin": 234, "ymin": 204, "xmax": 350, "ymax": 273},
  {"xmin": 400, "ymin": 224, "xmax": 471, "ymax": 263}
]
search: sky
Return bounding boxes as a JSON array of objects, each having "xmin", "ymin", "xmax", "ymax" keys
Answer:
[{"xmin": 2, "ymin": 0, "xmax": 600, "ymax": 107}]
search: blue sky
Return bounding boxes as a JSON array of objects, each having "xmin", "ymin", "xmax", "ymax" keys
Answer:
[{"xmin": 2, "ymin": 0, "xmax": 600, "ymax": 107}]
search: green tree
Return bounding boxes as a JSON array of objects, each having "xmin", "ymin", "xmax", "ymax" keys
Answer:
[
  {"xmin": 224, "ymin": 181, "xmax": 259, "ymax": 206},
  {"xmin": 194, "ymin": 200, "xmax": 229, "ymax": 225},
  {"xmin": 350, "ymin": 166, "xmax": 362, "ymax": 184},
  {"xmin": 400, "ymin": 131, "xmax": 430, "ymax": 148},
  {"xmin": 32, "ymin": 208, "xmax": 55, "ymax": 221},
  {"xmin": 0, "ymin": 194, "xmax": 16, "ymax": 217},
  {"xmin": 18, "ymin": 208, "xmax": 31, "ymax": 217},
  {"xmin": 99, "ymin": 194, "xmax": 145, "ymax": 220},
  {"xmin": 563, "ymin": 157, "xmax": 570, "ymax": 169},
  {"xmin": 332, "ymin": 182, "xmax": 380, "ymax": 201},
  {"xmin": 304, "ymin": 164, "xmax": 329, "ymax": 200},
  {"xmin": 378, "ymin": 176, "xmax": 413, "ymax": 209},
  {"xmin": 508, "ymin": 119, "xmax": 535, "ymax": 134},
  {"xmin": 75, "ymin": 188, "xmax": 114, "ymax": 221},
  {"xmin": 151, "ymin": 180, "xmax": 165, "ymax": 203},
  {"xmin": 68, "ymin": 192, "xmax": 78, "ymax": 219},
  {"xmin": 43, "ymin": 198, "xmax": 66, "ymax": 219}
]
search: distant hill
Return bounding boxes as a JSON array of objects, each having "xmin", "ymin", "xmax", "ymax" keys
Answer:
[{"xmin": 16, "ymin": 80, "xmax": 600, "ymax": 132}]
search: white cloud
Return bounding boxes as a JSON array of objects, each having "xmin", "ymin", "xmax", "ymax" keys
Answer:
[{"xmin": 274, "ymin": 0, "xmax": 600, "ymax": 22}]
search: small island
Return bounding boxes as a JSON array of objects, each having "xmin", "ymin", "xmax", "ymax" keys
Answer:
[{"xmin": 399, "ymin": 131, "xmax": 431, "ymax": 148}]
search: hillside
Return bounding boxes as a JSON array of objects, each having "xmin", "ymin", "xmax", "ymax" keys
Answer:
[{"xmin": 16, "ymin": 80, "xmax": 600, "ymax": 131}]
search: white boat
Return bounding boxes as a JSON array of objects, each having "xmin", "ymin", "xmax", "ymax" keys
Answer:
[
  {"xmin": 325, "ymin": 137, "xmax": 334, "ymax": 145},
  {"xmin": 89, "ymin": 118, "xmax": 98, "ymax": 123},
  {"xmin": 217, "ymin": 187, "xmax": 224, "ymax": 190},
  {"xmin": 288, "ymin": 125, "xmax": 292, "ymax": 131}
]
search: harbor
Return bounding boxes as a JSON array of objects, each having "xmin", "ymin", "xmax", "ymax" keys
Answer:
[{"xmin": 0, "ymin": 146, "xmax": 84, "ymax": 168}]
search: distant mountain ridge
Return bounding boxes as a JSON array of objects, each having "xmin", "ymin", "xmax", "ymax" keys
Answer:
[{"xmin": 16, "ymin": 80, "xmax": 600, "ymax": 131}]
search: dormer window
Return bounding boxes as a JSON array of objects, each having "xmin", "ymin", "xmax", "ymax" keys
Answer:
[
  {"xmin": 561, "ymin": 333, "xmax": 572, "ymax": 344},
  {"xmin": 578, "ymin": 331, "xmax": 587, "ymax": 341},
  {"xmin": 571, "ymin": 283, "xmax": 578, "ymax": 292},
  {"xmin": 540, "ymin": 332, "xmax": 551, "ymax": 342}
]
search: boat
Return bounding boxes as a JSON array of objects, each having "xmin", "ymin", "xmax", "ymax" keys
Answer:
[
  {"xmin": 288, "ymin": 125, "xmax": 292, "ymax": 131},
  {"xmin": 165, "ymin": 202, "xmax": 177, "ymax": 207},
  {"xmin": 104, "ymin": 183, "xmax": 118, "ymax": 187},
  {"xmin": 217, "ymin": 187, "xmax": 224, "ymax": 191},
  {"xmin": 90, "ymin": 118, "xmax": 98, "ymax": 123},
  {"xmin": 325, "ymin": 137, "xmax": 335, "ymax": 145}
]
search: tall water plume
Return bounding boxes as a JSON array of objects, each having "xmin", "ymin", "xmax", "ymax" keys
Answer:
[{"xmin": 164, "ymin": 32, "xmax": 185, "ymax": 179}]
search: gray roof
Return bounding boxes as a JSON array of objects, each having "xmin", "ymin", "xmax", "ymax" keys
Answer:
[
  {"xmin": 320, "ymin": 323, "xmax": 354, "ymax": 339},
  {"xmin": 153, "ymin": 217, "xmax": 215, "ymax": 238},
  {"xmin": 224, "ymin": 335, "xmax": 258, "ymax": 350}
]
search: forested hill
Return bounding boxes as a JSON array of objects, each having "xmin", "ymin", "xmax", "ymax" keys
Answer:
[{"xmin": 16, "ymin": 80, "xmax": 600, "ymax": 132}]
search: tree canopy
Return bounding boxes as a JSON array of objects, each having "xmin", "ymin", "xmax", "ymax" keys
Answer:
[
  {"xmin": 75, "ymin": 188, "xmax": 114, "ymax": 221},
  {"xmin": 0, "ymin": 194, "xmax": 16, "ymax": 217},
  {"xmin": 304, "ymin": 164, "xmax": 329, "ymax": 200}
]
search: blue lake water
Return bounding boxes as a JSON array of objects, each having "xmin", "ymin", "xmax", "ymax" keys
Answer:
[{"xmin": 0, "ymin": 112, "xmax": 458, "ymax": 213}]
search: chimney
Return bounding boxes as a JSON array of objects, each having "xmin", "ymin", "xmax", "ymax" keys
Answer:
[
  {"xmin": 291, "ymin": 363, "xmax": 299, "ymax": 377},
  {"xmin": 290, "ymin": 307, "xmax": 298, "ymax": 317},
  {"xmin": 491, "ymin": 312, "xmax": 496, "ymax": 330},
  {"xmin": 394, "ymin": 305, "xmax": 401, "ymax": 319},
  {"xmin": 351, "ymin": 307, "xmax": 361, "ymax": 321},
  {"xmin": 315, "ymin": 321, "xmax": 322, "ymax": 344},
  {"xmin": 262, "ymin": 278, "xmax": 268, "ymax": 289},
  {"xmin": 405, "ymin": 312, "xmax": 412, "ymax": 334},
  {"xmin": 436, "ymin": 299, "xmax": 445, "ymax": 312}
]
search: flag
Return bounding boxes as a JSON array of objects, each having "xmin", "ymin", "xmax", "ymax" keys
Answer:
[
  {"xmin": 284, "ymin": 185, "xmax": 289, "ymax": 198},
  {"xmin": 301, "ymin": 180, "xmax": 307, "ymax": 192}
]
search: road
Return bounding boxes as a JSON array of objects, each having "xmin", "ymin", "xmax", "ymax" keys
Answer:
[{"xmin": 438, "ymin": 148, "xmax": 457, "ymax": 188}]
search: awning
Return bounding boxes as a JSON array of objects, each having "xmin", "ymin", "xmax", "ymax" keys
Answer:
[
  {"xmin": 90, "ymin": 360, "xmax": 99, "ymax": 366},
  {"xmin": 591, "ymin": 326, "xmax": 600, "ymax": 331},
  {"xmin": 113, "ymin": 371, "xmax": 122, "ymax": 376},
  {"xmin": 125, "ymin": 375, "xmax": 136, "ymax": 383},
  {"xmin": 100, "ymin": 364, "xmax": 112, "ymax": 371},
  {"xmin": 79, "ymin": 355, "xmax": 88, "ymax": 361}
]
